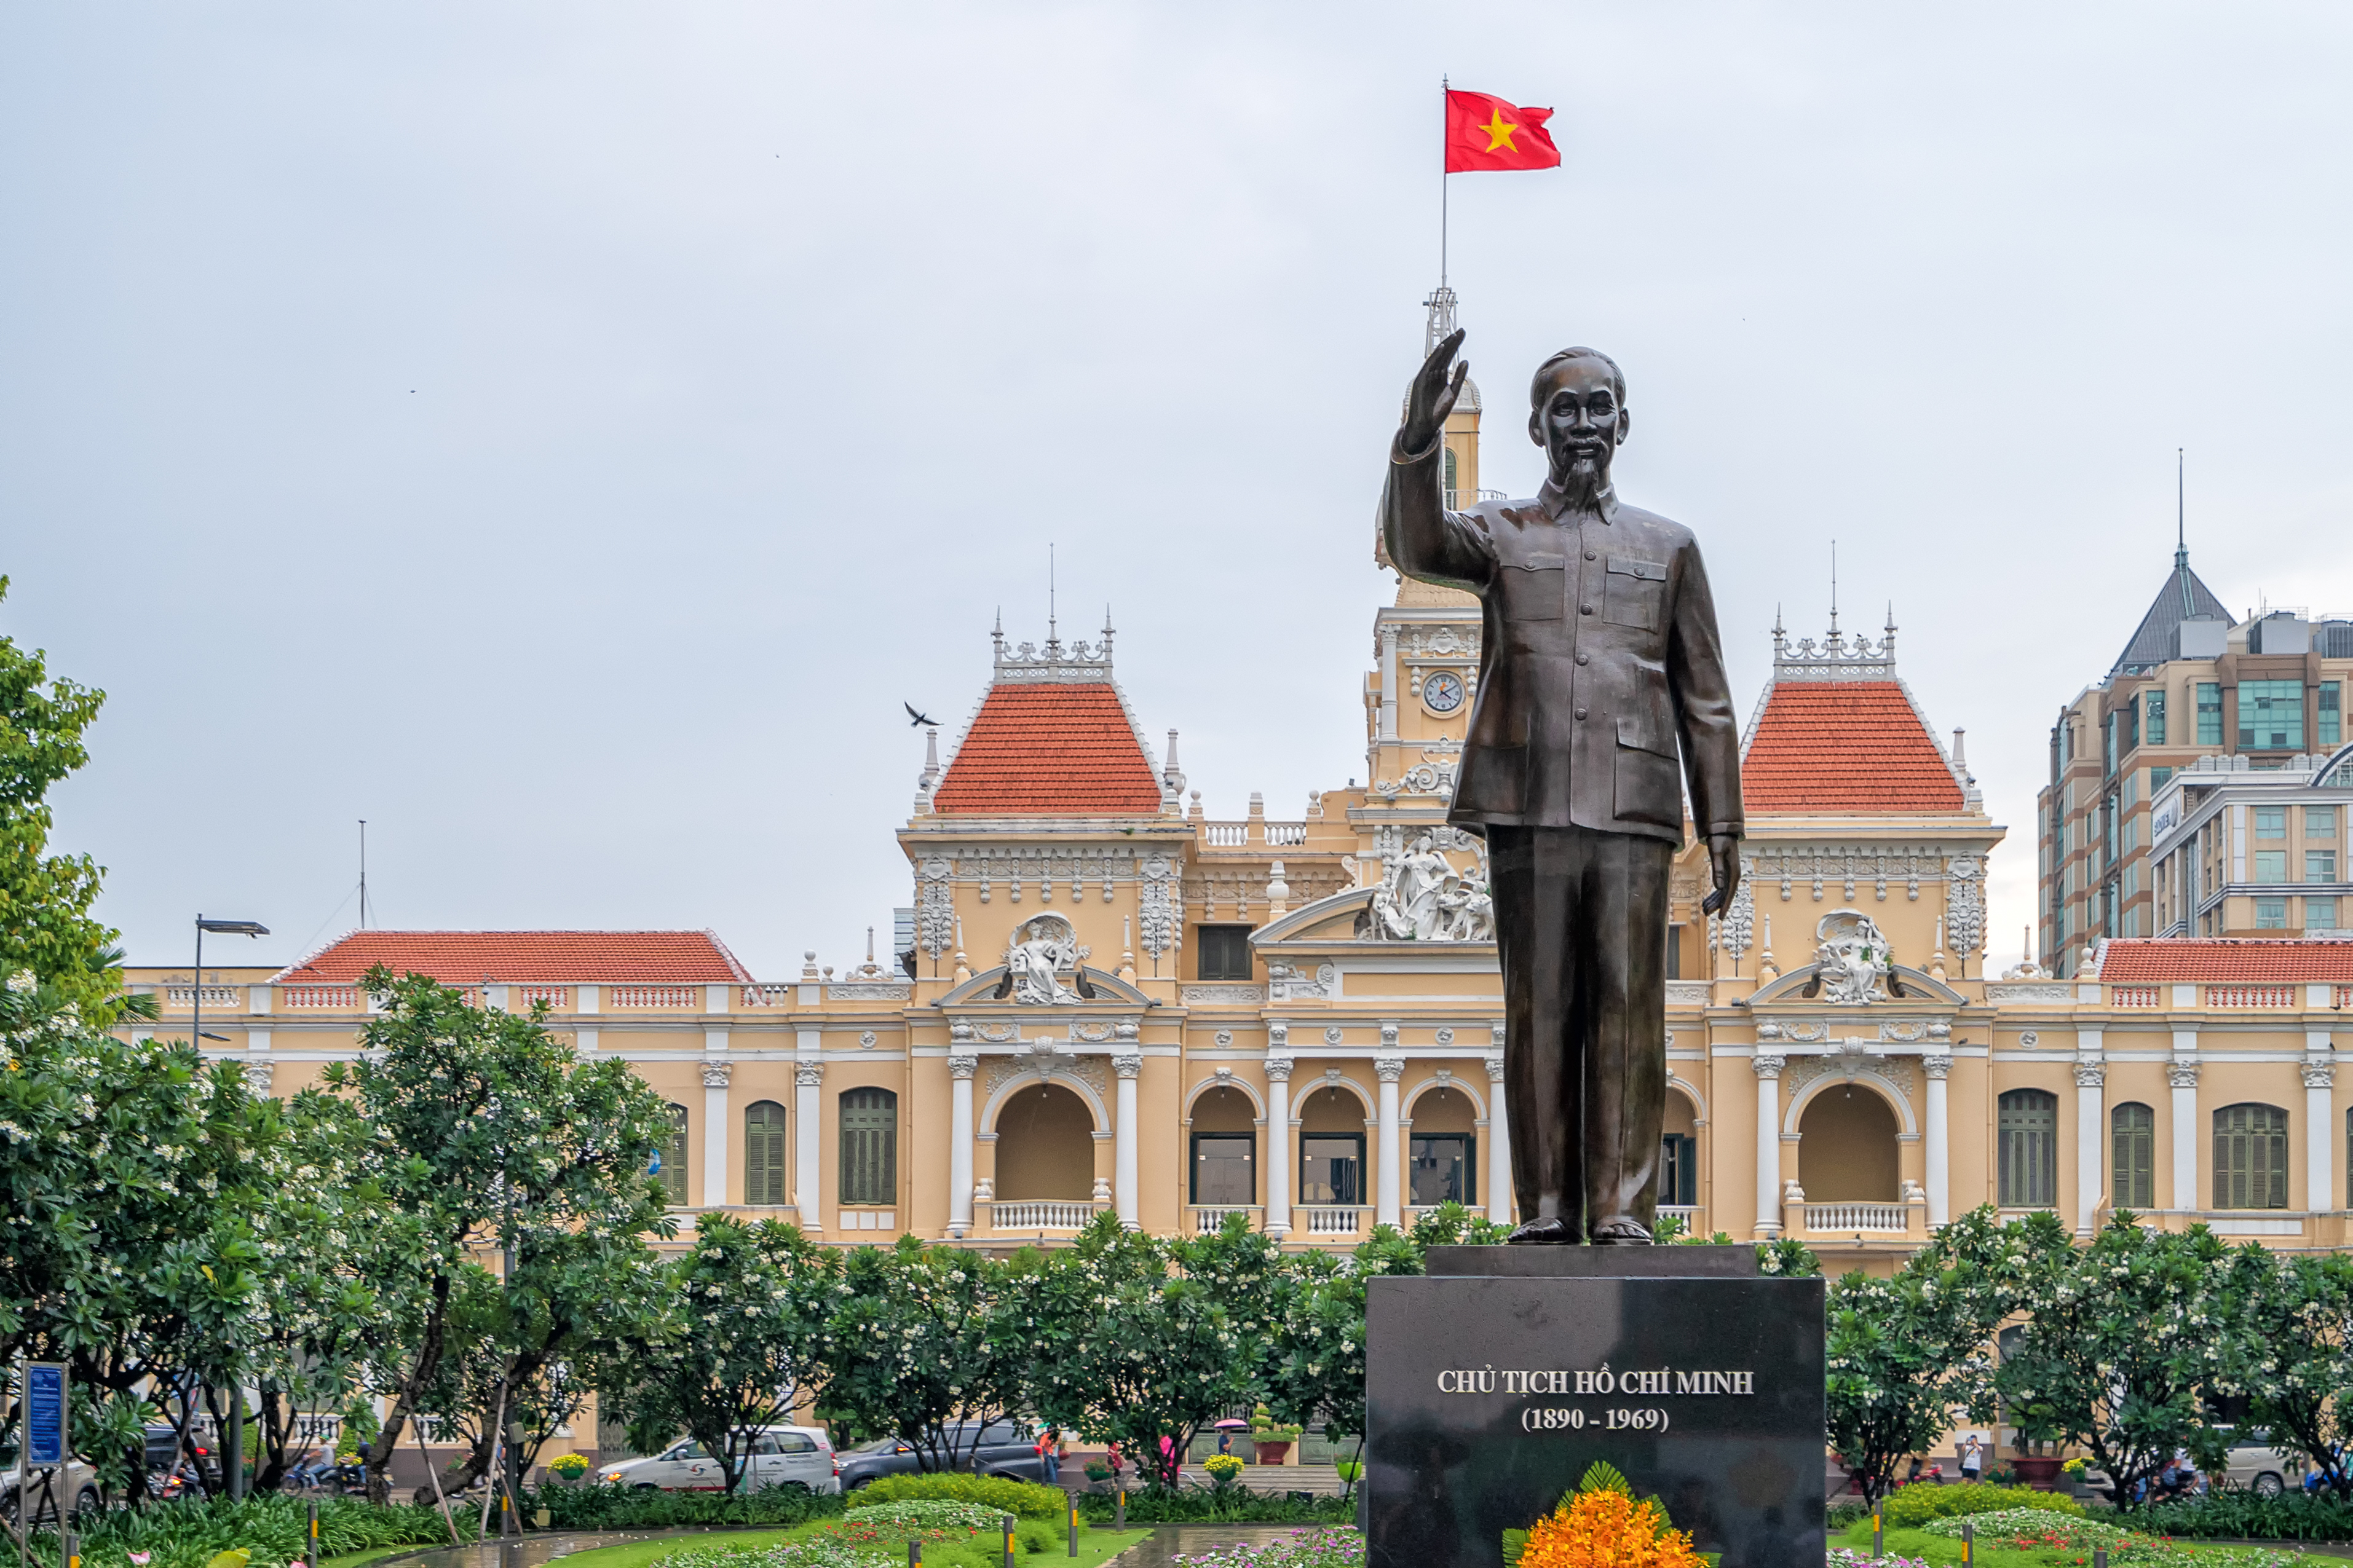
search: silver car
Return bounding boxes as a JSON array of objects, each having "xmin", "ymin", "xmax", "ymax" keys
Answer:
[
  {"xmin": 598, "ymin": 1425, "xmax": 839, "ymax": 1495},
  {"xmin": 0, "ymin": 1454, "xmax": 101, "ymax": 1529}
]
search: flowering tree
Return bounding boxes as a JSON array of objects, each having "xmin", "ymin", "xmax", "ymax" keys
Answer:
[
  {"xmin": 1995, "ymin": 1216, "xmax": 2237, "ymax": 1505},
  {"xmin": 1825, "ymin": 1206, "xmax": 2062, "ymax": 1502},
  {"xmin": 611, "ymin": 1213, "xmax": 842, "ymax": 1495},
  {"xmin": 818, "ymin": 1237, "xmax": 1038, "ymax": 1471},
  {"xmin": 327, "ymin": 968, "xmax": 677, "ymax": 1503},
  {"xmin": 2216, "ymin": 1247, "xmax": 2353, "ymax": 1495},
  {"xmin": 1028, "ymin": 1215, "xmax": 1257, "ymax": 1488}
]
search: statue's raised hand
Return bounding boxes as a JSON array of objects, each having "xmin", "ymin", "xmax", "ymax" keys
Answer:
[{"xmin": 1402, "ymin": 328, "xmax": 1468, "ymax": 457}]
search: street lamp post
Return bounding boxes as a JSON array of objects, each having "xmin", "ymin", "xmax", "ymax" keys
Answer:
[{"xmin": 192, "ymin": 913, "xmax": 267, "ymax": 1502}]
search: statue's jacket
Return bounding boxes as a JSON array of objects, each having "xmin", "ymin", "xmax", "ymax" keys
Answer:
[{"xmin": 1382, "ymin": 430, "xmax": 1744, "ymax": 844}]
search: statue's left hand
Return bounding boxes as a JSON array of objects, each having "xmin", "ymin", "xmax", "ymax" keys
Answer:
[{"xmin": 1701, "ymin": 835, "xmax": 1741, "ymax": 915}]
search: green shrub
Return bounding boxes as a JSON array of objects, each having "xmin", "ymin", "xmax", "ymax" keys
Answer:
[
  {"xmin": 852, "ymin": 1472, "xmax": 1067, "ymax": 1521},
  {"xmin": 1826, "ymin": 1500, "xmax": 1871, "ymax": 1529},
  {"xmin": 1880, "ymin": 1481, "xmax": 2082, "ymax": 1531},
  {"xmin": 34, "ymin": 1494, "xmax": 473, "ymax": 1568},
  {"xmin": 2119, "ymin": 1492, "xmax": 2353, "ymax": 1542},
  {"xmin": 523, "ymin": 1481, "xmax": 842, "ymax": 1531}
]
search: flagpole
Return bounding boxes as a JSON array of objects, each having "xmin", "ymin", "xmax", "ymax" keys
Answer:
[{"xmin": 1439, "ymin": 75, "xmax": 1449, "ymax": 288}]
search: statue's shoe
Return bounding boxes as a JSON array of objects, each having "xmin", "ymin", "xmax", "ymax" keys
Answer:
[
  {"xmin": 1505, "ymin": 1216, "xmax": 1582, "ymax": 1245},
  {"xmin": 1588, "ymin": 1217, "xmax": 1655, "ymax": 1245}
]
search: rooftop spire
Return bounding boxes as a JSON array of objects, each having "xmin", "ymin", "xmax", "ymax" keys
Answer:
[
  {"xmin": 1423, "ymin": 283, "xmax": 1458, "ymax": 354},
  {"xmin": 2176, "ymin": 447, "xmax": 2194, "ymax": 617}
]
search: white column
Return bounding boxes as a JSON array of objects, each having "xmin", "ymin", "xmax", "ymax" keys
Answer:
[
  {"xmin": 794, "ymin": 1060, "xmax": 824, "ymax": 1230},
  {"xmin": 2074, "ymin": 1057, "xmax": 2106, "ymax": 1237},
  {"xmin": 2304, "ymin": 1050, "xmax": 2335, "ymax": 1215},
  {"xmin": 700, "ymin": 1060, "xmax": 732, "ymax": 1208},
  {"xmin": 947, "ymin": 1054, "xmax": 977, "ymax": 1237},
  {"xmin": 1113, "ymin": 1052, "xmax": 1142, "ymax": 1230},
  {"xmin": 1924, "ymin": 1052, "xmax": 1952, "ymax": 1226},
  {"xmin": 1486, "ymin": 1050, "xmax": 1513, "ymax": 1225},
  {"xmin": 1753, "ymin": 1055, "xmax": 1784, "ymax": 1237},
  {"xmin": 1375, "ymin": 1056, "xmax": 1405, "ymax": 1227},
  {"xmin": 1264, "ymin": 1051, "xmax": 1294, "ymax": 1237},
  {"xmin": 2170, "ymin": 1052, "xmax": 2201, "ymax": 1212}
]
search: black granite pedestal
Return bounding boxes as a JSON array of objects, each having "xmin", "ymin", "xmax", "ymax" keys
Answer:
[{"xmin": 1365, "ymin": 1245, "xmax": 1823, "ymax": 1568}]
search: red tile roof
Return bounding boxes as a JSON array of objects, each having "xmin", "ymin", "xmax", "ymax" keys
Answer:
[
  {"xmin": 2097, "ymin": 939, "xmax": 2353, "ymax": 983},
  {"xmin": 1741, "ymin": 680, "xmax": 1964, "ymax": 813},
  {"xmin": 931, "ymin": 682, "xmax": 1166, "ymax": 816},
  {"xmin": 274, "ymin": 930, "xmax": 751, "ymax": 984}
]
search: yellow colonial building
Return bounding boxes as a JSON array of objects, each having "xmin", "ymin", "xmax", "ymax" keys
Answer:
[{"xmin": 124, "ymin": 305, "xmax": 2353, "ymax": 1274}]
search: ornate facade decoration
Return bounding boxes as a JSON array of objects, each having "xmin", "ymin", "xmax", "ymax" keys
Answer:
[
  {"xmin": 2074, "ymin": 1061, "xmax": 2107, "ymax": 1089},
  {"xmin": 1923, "ymin": 1052, "xmax": 1952, "ymax": 1081},
  {"xmin": 984, "ymin": 1049, "xmax": 1107, "ymax": 1100},
  {"xmin": 1138, "ymin": 853, "xmax": 1180, "ymax": 961},
  {"xmin": 1002, "ymin": 915, "xmax": 1090, "ymax": 1005},
  {"xmin": 1752, "ymin": 1054, "xmax": 1787, "ymax": 1079},
  {"xmin": 1374, "ymin": 1057, "xmax": 1406, "ymax": 1082},
  {"xmin": 1811, "ymin": 910, "xmax": 1894, "ymax": 1004},
  {"xmin": 916, "ymin": 855, "xmax": 956, "ymax": 957},
  {"xmin": 946, "ymin": 1054, "xmax": 978, "ymax": 1081},
  {"xmin": 2167, "ymin": 1060, "xmax": 2202, "ymax": 1089},
  {"xmin": 1112, "ymin": 1052, "xmax": 1144, "ymax": 1079},
  {"xmin": 1355, "ymin": 831, "xmax": 1495, "ymax": 942},
  {"xmin": 242, "ymin": 1061, "xmax": 275, "ymax": 1095},
  {"xmin": 700, "ymin": 1060, "xmax": 734, "ymax": 1088},
  {"xmin": 796, "ymin": 1060, "xmax": 825, "ymax": 1087},
  {"xmin": 2304, "ymin": 1058, "xmax": 2338, "ymax": 1090},
  {"xmin": 1180, "ymin": 985, "xmax": 1265, "ymax": 1006},
  {"xmin": 1944, "ymin": 857, "xmax": 1986, "ymax": 955},
  {"xmin": 1267, "ymin": 962, "xmax": 1335, "ymax": 1002}
]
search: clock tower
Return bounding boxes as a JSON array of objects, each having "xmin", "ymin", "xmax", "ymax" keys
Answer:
[{"xmin": 1356, "ymin": 285, "xmax": 1489, "ymax": 878}]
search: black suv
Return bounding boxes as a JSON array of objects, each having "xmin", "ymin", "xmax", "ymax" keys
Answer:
[{"xmin": 837, "ymin": 1420, "xmax": 1056, "ymax": 1491}]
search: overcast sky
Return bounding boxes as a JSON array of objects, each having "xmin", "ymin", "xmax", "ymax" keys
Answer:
[{"xmin": 6, "ymin": 4, "xmax": 2351, "ymax": 979}]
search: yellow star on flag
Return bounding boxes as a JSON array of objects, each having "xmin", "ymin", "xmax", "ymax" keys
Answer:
[{"xmin": 1479, "ymin": 109, "xmax": 1521, "ymax": 153}]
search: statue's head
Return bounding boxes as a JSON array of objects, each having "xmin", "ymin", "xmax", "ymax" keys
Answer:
[{"xmin": 1527, "ymin": 347, "xmax": 1628, "ymax": 501}]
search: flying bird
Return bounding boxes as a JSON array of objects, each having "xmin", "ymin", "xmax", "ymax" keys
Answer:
[{"xmin": 904, "ymin": 702, "xmax": 937, "ymax": 728}]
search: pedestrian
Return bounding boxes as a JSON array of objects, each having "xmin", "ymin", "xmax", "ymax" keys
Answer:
[
  {"xmin": 1217, "ymin": 1428, "xmax": 1233, "ymax": 1457},
  {"xmin": 1959, "ymin": 1435, "xmax": 1983, "ymax": 1484}
]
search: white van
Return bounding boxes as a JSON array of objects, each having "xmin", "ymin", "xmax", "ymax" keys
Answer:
[{"xmin": 598, "ymin": 1425, "xmax": 839, "ymax": 1495}]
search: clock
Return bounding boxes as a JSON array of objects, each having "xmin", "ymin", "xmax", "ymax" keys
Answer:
[{"xmin": 1422, "ymin": 671, "xmax": 1465, "ymax": 714}]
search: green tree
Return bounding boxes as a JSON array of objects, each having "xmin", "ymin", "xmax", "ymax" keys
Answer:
[
  {"xmin": 1995, "ymin": 1216, "xmax": 2238, "ymax": 1505},
  {"xmin": 818, "ymin": 1237, "xmax": 1038, "ymax": 1471},
  {"xmin": 1825, "ymin": 1207, "xmax": 2064, "ymax": 1502},
  {"xmin": 326, "ymin": 968, "xmax": 676, "ymax": 1504},
  {"xmin": 2216, "ymin": 1247, "xmax": 2353, "ymax": 1496},
  {"xmin": 0, "ymin": 579, "xmax": 142, "ymax": 1023},
  {"xmin": 1028, "ymin": 1215, "xmax": 1256, "ymax": 1489},
  {"xmin": 611, "ymin": 1213, "xmax": 842, "ymax": 1495},
  {"xmin": 0, "ymin": 975, "xmax": 292, "ymax": 1499}
]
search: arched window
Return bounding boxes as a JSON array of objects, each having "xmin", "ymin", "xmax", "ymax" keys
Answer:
[
  {"xmin": 657, "ymin": 1103, "xmax": 689, "ymax": 1205},
  {"xmin": 1998, "ymin": 1089, "xmax": 2058, "ymax": 1208},
  {"xmin": 840, "ymin": 1088, "xmax": 897, "ymax": 1206},
  {"xmin": 1442, "ymin": 446, "xmax": 1459, "ymax": 507},
  {"xmin": 2215, "ymin": 1103, "xmax": 2287, "ymax": 1210},
  {"xmin": 2111, "ymin": 1102, "xmax": 2154, "ymax": 1211},
  {"xmin": 745, "ymin": 1100, "xmax": 789, "ymax": 1207}
]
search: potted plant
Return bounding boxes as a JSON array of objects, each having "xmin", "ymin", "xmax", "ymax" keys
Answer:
[
  {"xmin": 1204, "ymin": 1454, "xmax": 1246, "ymax": 1492},
  {"xmin": 1248, "ymin": 1405, "xmax": 1302, "ymax": 1466},
  {"xmin": 549, "ymin": 1453, "xmax": 590, "ymax": 1486}
]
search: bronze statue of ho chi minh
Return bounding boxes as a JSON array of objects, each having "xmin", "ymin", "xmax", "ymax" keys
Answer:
[{"xmin": 1380, "ymin": 330, "xmax": 1744, "ymax": 1245}]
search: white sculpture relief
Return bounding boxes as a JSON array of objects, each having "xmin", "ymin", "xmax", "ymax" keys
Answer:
[
  {"xmin": 916, "ymin": 856, "xmax": 956, "ymax": 957},
  {"xmin": 1139, "ymin": 854, "xmax": 1180, "ymax": 960},
  {"xmin": 1720, "ymin": 862, "xmax": 1755, "ymax": 963},
  {"xmin": 1356, "ymin": 832, "xmax": 1495, "ymax": 942},
  {"xmin": 700, "ymin": 1060, "xmax": 734, "ymax": 1088},
  {"xmin": 1267, "ymin": 962, "xmax": 1337, "ymax": 1002},
  {"xmin": 1001, "ymin": 915, "xmax": 1091, "ymax": 1006},
  {"xmin": 859, "ymin": 1031, "xmax": 877, "ymax": 1049},
  {"xmin": 1811, "ymin": 910, "xmax": 1893, "ymax": 1004},
  {"xmin": 1945, "ymin": 857, "xmax": 1986, "ymax": 955},
  {"xmin": 1180, "ymin": 983, "xmax": 1265, "ymax": 1005}
]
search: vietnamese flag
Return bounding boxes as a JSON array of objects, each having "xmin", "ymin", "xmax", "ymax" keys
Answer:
[{"xmin": 1444, "ymin": 89, "xmax": 1561, "ymax": 173}]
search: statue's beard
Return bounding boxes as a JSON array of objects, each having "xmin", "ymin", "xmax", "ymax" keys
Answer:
[{"xmin": 1552, "ymin": 449, "xmax": 1609, "ymax": 510}]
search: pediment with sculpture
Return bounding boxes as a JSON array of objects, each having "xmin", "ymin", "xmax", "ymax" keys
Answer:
[{"xmin": 1745, "ymin": 908, "xmax": 1968, "ymax": 1010}]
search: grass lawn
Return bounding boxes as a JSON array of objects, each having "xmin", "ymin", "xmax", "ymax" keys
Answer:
[
  {"xmin": 544, "ymin": 1521, "xmax": 1152, "ymax": 1568},
  {"xmin": 1836, "ymin": 1519, "xmax": 2311, "ymax": 1568}
]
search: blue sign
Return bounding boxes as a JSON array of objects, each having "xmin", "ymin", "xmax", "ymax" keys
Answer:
[{"xmin": 25, "ymin": 1362, "xmax": 65, "ymax": 1468}]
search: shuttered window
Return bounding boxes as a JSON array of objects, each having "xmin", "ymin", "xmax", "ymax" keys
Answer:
[
  {"xmin": 1998, "ymin": 1090, "xmax": 2058, "ymax": 1207},
  {"xmin": 658, "ymin": 1103, "xmax": 689, "ymax": 1205},
  {"xmin": 2111, "ymin": 1101, "xmax": 2154, "ymax": 1210},
  {"xmin": 839, "ymin": 1088, "xmax": 897, "ymax": 1206},
  {"xmin": 745, "ymin": 1100, "xmax": 789, "ymax": 1207},
  {"xmin": 2215, "ymin": 1103, "xmax": 2288, "ymax": 1210}
]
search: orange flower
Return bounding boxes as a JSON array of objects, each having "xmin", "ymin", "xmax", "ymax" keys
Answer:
[{"xmin": 1517, "ymin": 1486, "xmax": 1709, "ymax": 1568}]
